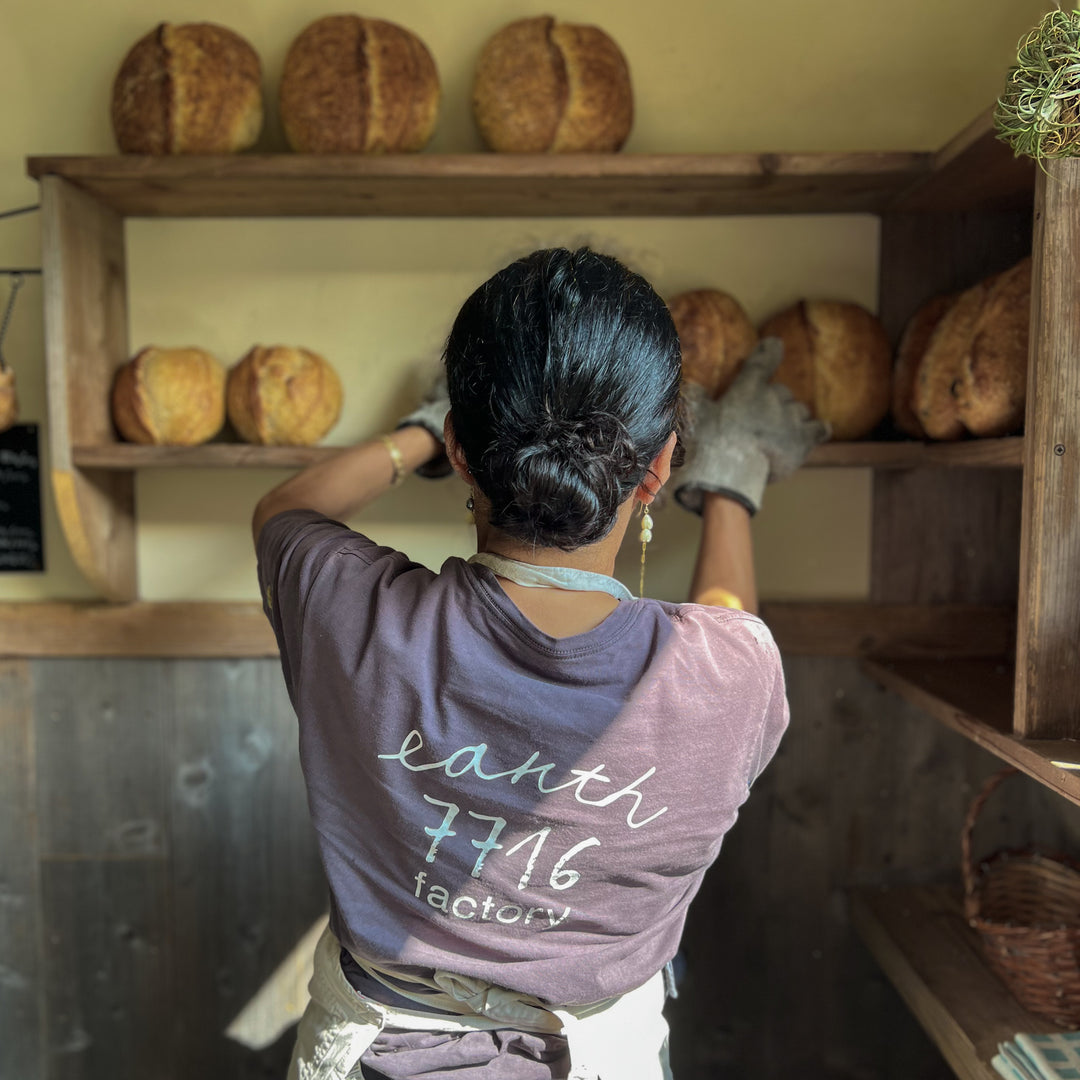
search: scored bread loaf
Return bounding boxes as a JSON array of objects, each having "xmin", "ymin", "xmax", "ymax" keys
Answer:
[
  {"xmin": 280, "ymin": 15, "xmax": 439, "ymax": 153},
  {"xmin": 111, "ymin": 23, "xmax": 263, "ymax": 154},
  {"xmin": 955, "ymin": 256, "xmax": 1031, "ymax": 437},
  {"xmin": 909, "ymin": 256, "xmax": 1030, "ymax": 440},
  {"xmin": 227, "ymin": 346, "xmax": 342, "ymax": 446},
  {"xmin": 759, "ymin": 300, "xmax": 891, "ymax": 440},
  {"xmin": 472, "ymin": 16, "xmax": 633, "ymax": 152},
  {"xmin": 892, "ymin": 293, "xmax": 954, "ymax": 438},
  {"xmin": 668, "ymin": 289, "xmax": 757, "ymax": 399},
  {"xmin": 112, "ymin": 347, "xmax": 226, "ymax": 446}
]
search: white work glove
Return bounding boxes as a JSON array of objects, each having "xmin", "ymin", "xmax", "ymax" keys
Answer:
[
  {"xmin": 674, "ymin": 338, "xmax": 829, "ymax": 515},
  {"xmin": 396, "ymin": 372, "xmax": 453, "ymax": 478}
]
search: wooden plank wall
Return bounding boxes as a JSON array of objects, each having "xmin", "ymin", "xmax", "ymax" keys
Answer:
[
  {"xmin": 3, "ymin": 658, "xmax": 326, "ymax": 1079},
  {"xmin": 5, "ymin": 655, "xmax": 1079, "ymax": 1078}
]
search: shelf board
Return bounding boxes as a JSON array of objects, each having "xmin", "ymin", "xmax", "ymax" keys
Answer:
[
  {"xmin": 0, "ymin": 601, "xmax": 1014, "ymax": 659},
  {"xmin": 27, "ymin": 152, "xmax": 931, "ymax": 217},
  {"xmin": 71, "ymin": 436, "xmax": 1025, "ymax": 471},
  {"xmin": 851, "ymin": 885, "xmax": 1059, "ymax": 1080},
  {"xmin": 862, "ymin": 658, "xmax": 1080, "ymax": 809}
]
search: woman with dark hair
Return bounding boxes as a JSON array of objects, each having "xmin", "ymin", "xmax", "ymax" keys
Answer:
[{"xmin": 253, "ymin": 248, "xmax": 825, "ymax": 1079}]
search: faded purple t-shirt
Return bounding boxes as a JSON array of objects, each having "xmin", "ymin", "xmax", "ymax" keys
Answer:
[{"xmin": 257, "ymin": 509, "xmax": 788, "ymax": 1009}]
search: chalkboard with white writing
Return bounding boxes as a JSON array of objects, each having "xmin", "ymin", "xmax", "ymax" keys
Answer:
[{"xmin": 0, "ymin": 423, "xmax": 43, "ymax": 572}]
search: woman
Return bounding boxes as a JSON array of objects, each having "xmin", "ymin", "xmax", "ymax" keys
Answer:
[{"xmin": 253, "ymin": 248, "xmax": 825, "ymax": 1079}]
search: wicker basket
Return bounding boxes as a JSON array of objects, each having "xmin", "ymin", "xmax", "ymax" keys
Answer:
[{"xmin": 962, "ymin": 767, "xmax": 1080, "ymax": 1027}]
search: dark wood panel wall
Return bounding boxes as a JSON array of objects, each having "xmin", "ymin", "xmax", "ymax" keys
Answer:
[{"xmin": 5, "ymin": 656, "xmax": 1078, "ymax": 1080}]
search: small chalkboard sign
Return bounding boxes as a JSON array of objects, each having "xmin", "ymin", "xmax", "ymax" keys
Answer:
[{"xmin": 0, "ymin": 423, "xmax": 43, "ymax": 572}]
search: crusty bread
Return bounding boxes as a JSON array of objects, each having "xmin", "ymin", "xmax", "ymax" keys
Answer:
[
  {"xmin": 669, "ymin": 289, "xmax": 758, "ymax": 399},
  {"xmin": 0, "ymin": 369, "xmax": 17, "ymax": 433},
  {"xmin": 472, "ymin": 16, "xmax": 633, "ymax": 152},
  {"xmin": 912, "ymin": 281, "xmax": 993, "ymax": 441},
  {"xmin": 893, "ymin": 293, "xmax": 954, "ymax": 438},
  {"xmin": 955, "ymin": 256, "xmax": 1031, "ymax": 437},
  {"xmin": 280, "ymin": 16, "xmax": 439, "ymax": 153},
  {"xmin": 112, "ymin": 347, "xmax": 226, "ymax": 445},
  {"xmin": 759, "ymin": 300, "xmax": 891, "ymax": 440},
  {"xmin": 227, "ymin": 346, "xmax": 342, "ymax": 446},
  {"xmin": 111, "ymin": 23, "xmax": 263, "ymax": 154}
]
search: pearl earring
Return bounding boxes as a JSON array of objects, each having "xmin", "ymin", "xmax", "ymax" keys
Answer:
[
  {"xmin": 639, "ymin": 502, "xmax": 654, "ymax": 599},
  {"xmin": 466, "ymin": 493, "xmax": 475, "ymax": 525}
]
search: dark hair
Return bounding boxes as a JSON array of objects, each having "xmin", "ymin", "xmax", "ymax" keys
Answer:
[{"xmin": 445, "ymin": 247, "xmax": 682, "ymax": 551}]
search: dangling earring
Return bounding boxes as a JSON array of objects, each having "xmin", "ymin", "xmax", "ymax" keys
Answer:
[
  {"xmin": 638, "ymin": 501, "xmax": 654, "ymax": 599},
  {"xmin": 466, "ymin": 492, "xmax": 475, "ymax": 525}
]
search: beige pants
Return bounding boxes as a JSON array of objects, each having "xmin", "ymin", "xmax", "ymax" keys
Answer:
[{"xmin": 287, "ymin": 926, "xmax": 672, "ymax": 1080}]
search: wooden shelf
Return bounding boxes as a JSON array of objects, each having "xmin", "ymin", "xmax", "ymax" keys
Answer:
[
  {"xmin": 862, "ymin": 659, "xmax": 1080, "ymax": 809},
  {"xmin": 851, "ymin": 885, "xmax": 1058, "ymax": 1080},
  {"xmin": 0, "ymin": 601, "xmax": 1015, "ymax": 659},
  {"xmin": 27, "ymin": 152, "xmax": 933, "ymax": 218},
  {"xmin": 71, "ymin": 436, "xmax": 1025, "ymax": 471}
]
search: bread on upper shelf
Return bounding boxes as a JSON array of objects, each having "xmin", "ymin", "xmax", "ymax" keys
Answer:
[
  {"xmin": 901, "ymin": 256, "xmax": 1031, "ymax": 440},
  {"xmin": 227, "ymin": 346, "xmax": 342, "ymax": 446},
  {"xmin": 472, "ymin": 16, "xmax": 633, "ymax": 152},
  {"xmin": 759, "ymin": 300, "xmax": 892, "ymax": 440},
  {"xmin": 111, "ymin": 23, "xmax": 263, "ymax": 154},
  {"xmin": 669, "ymin": 289, "xmax": 758, "ymax": 399},
  {"xmin": 280, "ymin": 15, "xmax": 440, "ymax": 153},
  {"xmin": 112, "ymin": 347, "xmax": 226, "ymax": 445}
]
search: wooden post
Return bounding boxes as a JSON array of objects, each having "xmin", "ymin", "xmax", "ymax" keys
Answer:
[
  {"xmin": 40, "ymin": 176, "xmax": 136, "ymax": 600},
  {"xmin": 1015, "ymin": 160, "xmax": 1080, "ymax": 739}
]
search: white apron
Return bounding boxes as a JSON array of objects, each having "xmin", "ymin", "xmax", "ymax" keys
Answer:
[{"xmin": 287, "ymin": 924, "xmax": 672, "ymax": 1080}]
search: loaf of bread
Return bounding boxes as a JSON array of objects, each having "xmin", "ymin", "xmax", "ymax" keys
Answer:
[
  {"xmin": 227, "ymin": 346, "xmax": 342, "ymax": 446},
  {"xmin": 758, "ymin": 301, "xmax": 891, "ymax": 440},
  {"xmin": 0, "ymin": 369, "xmax": 17, "ymax": 434},
  {"xmin": 909, "ymin": 256, "xmax": 1030, "ymax": 440},
  {"xmin": 956, "ymin": 257, "xmax": 1031, "ymax": 437},
  {"xmin": 669, "ymin": 289, "xmax": 757, "ymax": 399},
  {"xmin": 111, "ymin": 23, "xmax": 263, "ymax": 154},
  {"xmin": 892, "ymin": 293, "xmax": 954, "ymax": 438},
  {"xmin": 280, "ymin": 16, "xmax": 439, "ymax": 153},
  {"xmin": 112, "ymin": 347, "xmax": 226, "ymax": 445},
  {"xmin": 472, "ymin": 16, "xmax": 633, "ymax": 152}
]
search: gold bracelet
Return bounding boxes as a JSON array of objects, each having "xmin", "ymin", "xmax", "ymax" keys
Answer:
[{"xmin": 379, "ymin": 434, "xmax": 407, "ymax": 487}]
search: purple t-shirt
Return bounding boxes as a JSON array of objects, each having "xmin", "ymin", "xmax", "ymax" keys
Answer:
[{"xmin": 257, "ymin": 509, "xmax": 788, "ymax": 1008}]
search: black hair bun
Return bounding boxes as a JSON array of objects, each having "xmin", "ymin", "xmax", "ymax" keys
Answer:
[{"xmin": 445, "ymin": 248, "xmax": 682, "ymax": 551}]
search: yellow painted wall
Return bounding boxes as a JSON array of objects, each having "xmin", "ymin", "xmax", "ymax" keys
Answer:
[{"xmin": 0, "ymin": 0, "xmax": 1047, "ymax": 602}]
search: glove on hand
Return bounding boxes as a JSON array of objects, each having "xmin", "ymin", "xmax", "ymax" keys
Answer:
[
  {"xmin": 674, "ymin": 337, "xmax": 830, "ymax": 515},
  {"xmin": 396, "ymin": 372, "xmax": 454, "ymax": 479}
]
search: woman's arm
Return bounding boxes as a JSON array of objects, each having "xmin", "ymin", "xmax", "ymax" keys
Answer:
[
  {"xmin": 252, "ymin": 426, "xmax": 440, "ymax": 543},
  {"xmin": 688, "ymin": 493, "xmax": 757, "ymax": 614}
]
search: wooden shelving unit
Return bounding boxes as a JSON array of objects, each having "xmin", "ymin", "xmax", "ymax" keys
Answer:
[
  {"xmin": 26, "ymin": 104, "xmax": 1041, "ymax": 606},
  {"xmin": 22, "ymin": 99, "xmax": 1080, "ymax": 1080},
  {"xmin": 851, "ymin": 886, "xmax": 1059, "ymax": 1080}
]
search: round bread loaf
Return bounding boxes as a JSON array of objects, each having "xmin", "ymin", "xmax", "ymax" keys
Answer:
[
  {"xmin": 227, "ymin": 346, "xmax": 342, "ymax": 446},
  {"xmin": 111, "ymin": 23, "xmax": 263, "ymax": 154},
  {"xmin": 112, "ymin": 347, "xmax": 226, "ymax": 446},
  {"xmin": 280, "ymin": 16, "xmax": 439, "ymax": 153},
  {"xmin": 669, "ymin": 289, "xmax": 757, "ymax": 400},
  {"xmin": 758, "ymin": 301, "xmax": 891, "ymax": 441},
  {"xmin": 955, "ymin": 257, "xmax": 1031, "ymax": 437},
  {"xmin": 0, "ymin": 369, "xmax": 17, "ymax": 434},
  {"xmin": 473, "ymin": 16, "xmax": 633, "ymax": 152},
  {"xmin": 911, "ymin": 283, "xmax": 990, "ymax": 440},
  {"xmin": 892, "ymin": 293, "xmax": 955, "ymax": 438}
]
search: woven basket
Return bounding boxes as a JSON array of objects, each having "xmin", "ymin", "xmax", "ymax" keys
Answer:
[{"xmin": 962, "ymin": 767, "xmax": 1080, "ymax": 1027}]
